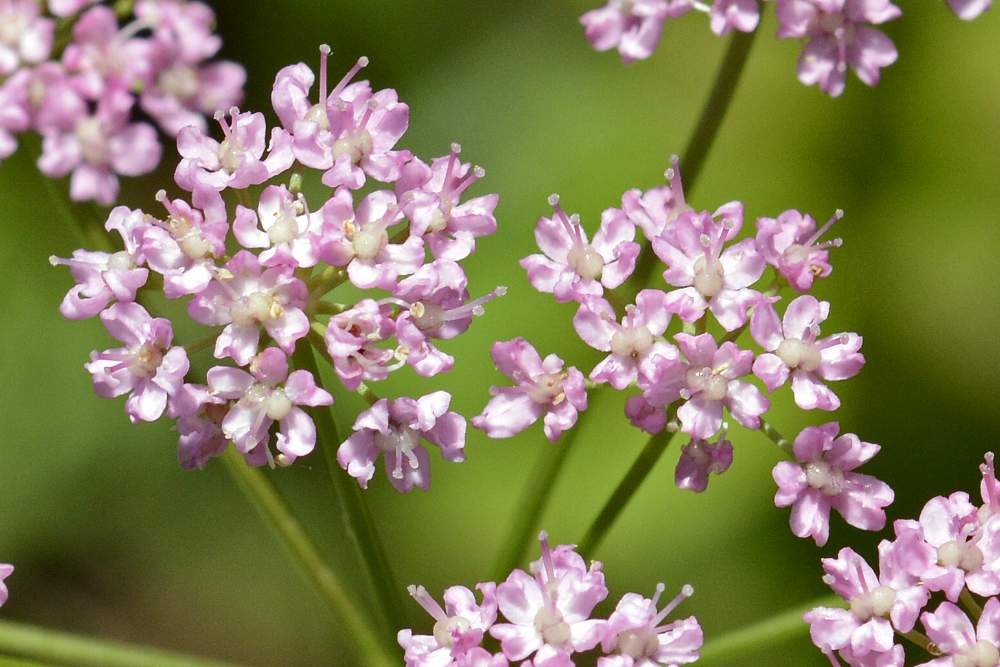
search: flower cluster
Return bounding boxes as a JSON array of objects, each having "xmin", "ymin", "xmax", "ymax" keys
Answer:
[
  {"xmin": 478, "ymin": 156, "xmax": 890, "ymax": 546},
  {"xmin": 51, "ymin": 45, "xmax": 501, "ymax": 490},
  {"xmin": 579, "ymin": 0, "xmax": 991, "ymax": 97},
  {"xmin": 0, "ymin": 563, "xmax": 11, "ymax": 607},
  {"xmin": 398, "ymin": 532, "xmax": 702, "ymax": 666},
  {"xmin": 0, "ymin": 0, "xmax": 244, "ymax": 203},
  {"xmin": 805, "ymin": 453, "xmax": 1000, "ymax": 667}
]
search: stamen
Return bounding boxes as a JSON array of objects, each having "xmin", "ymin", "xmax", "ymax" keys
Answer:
[
  {"xmin": 538, "ymin": 531, "xmax": 556, "ymax": 584},
  {"xmin": 653, "ymin": 584, "xmax": 693, "ymax": 626},
  {"xmin": 318, "ymin": 44, "xmax": 331, "ymax": 108},
  {"xmin": 855, "ymin": 563, "xmax": 869, "ymax": 594},
  {"xmin": 665, "ymin": 154, "xmax": 686, "ymax": 205},
  {"xmin": 547, "ymin": 194, "xmax": 584, "ymax": 244},
  {"xmin": 407, "ymin": 584, "xmax": 448, "ymax": 622},
  {"xmin": 649, "ymin": 582, "xmax": 666, "ymax": 611},
  {"xmin": 805, "ymin": 209, "xmax": 844, "ymax": 247},
  {"xmin": 331, "ymin": 56, "xmax": 369, "ymax": 99}
]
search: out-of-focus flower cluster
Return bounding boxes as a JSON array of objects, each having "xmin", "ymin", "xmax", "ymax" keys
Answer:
[
  {"xmin": 478, "ymin": 155, "xmax": 890, "ymax": 546},
  {"xmin": 0, "ymin": 0, "xmax": 244, "ymax": 204},
  {"xmin": 0, "ymin": 564, "xmax": 11, "ymax": 607},
  {"xmin": 579, "ymin": 0, "xmax": 992, "ymax": 97},
  {"xmin": 805, "ymin": 453, "xmax": 1000, "ymax": 667},
  {"xmin": 51, "ymin": 45, "xmax": 501, "ymax": 493},
  {"xmin": 398, "ymin": 532, "xmax": 703, "ymax": 667}
]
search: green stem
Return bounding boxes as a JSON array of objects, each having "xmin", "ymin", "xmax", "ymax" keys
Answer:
[
  {"xmin": 627, "ymin": 24, "xmax": 763, "ymax": 295},
  {"xmin": 961, "ymin": 588, "xmax": 984, "ymax": 621},
  {"xmin": 492, "ymin": 428, "xmax": 580, "ymax": 579},
  {"xmin": 183, "ymin": 329, "xmax": 222, "ymax": 355},
  {"xmin": 290, "ymin": 344, "xmax": 407, "ymax": 644},
  {"xmin": 0, "ymin": 617, "xmax": 240, "ymax": 667},
  {"xmin": 759, "ymin": 418, "xmax": 794, "ymax": 458},
  {"xmin": 900, "ymin": 629, "xmax": 939, "ymax": 656},
  {"xmin": 578, "ymin": 425, "xmax": 678, "ymax": 558},
  {"xmin": 221, "ymin": 450, "xmax": 394, "ymax": 666},
  {"xmin": 698, "ymin": 594, "xmax": 841, "ymax": 664}
]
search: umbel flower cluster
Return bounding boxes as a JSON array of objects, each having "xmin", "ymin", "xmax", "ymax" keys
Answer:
[
  {"xmin": 50, "ymin": 44, "xmax": 501, "ymax": 491},
  {"xmin": 580, "ymin": 0, "xmax": 992, "ymax": 96},
  {"xmin": 480, "ymin": 156, "xmax": 891, "ymax": 547},
  {"xmin": 398, "ymin": 532, "xmax": 702, "ymax": 667},
  {"xmin": 0, "ymin": 0, "xmax": 244, "ymax": 203},
  {"xmin": 806, "ymin": 454, "xmax": 1000, "ymax": 667}
]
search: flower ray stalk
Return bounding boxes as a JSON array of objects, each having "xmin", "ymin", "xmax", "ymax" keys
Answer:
[
  {"xmin": 291, "ymin": 343, "xmax": 408, "ymax": 641},
  {"xmin": 0, "ymin": 618, "xmax": 240, "ymax": 667},
  {"xmin": 495, "ymin": 23, "xmax": 763, "ymax": 573},
  {"xmin": 227, "ymin": 449, "xmax": 397, "ymax": 666}
]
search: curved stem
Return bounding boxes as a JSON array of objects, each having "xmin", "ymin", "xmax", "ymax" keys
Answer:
[
  {"xmin": 291, "ymin": 344, "xmax": 407, "ymax": 644},
  {"xmin": 698, "ymin": 594, "xmax": 841, "ymax": 664},
  {"xmin": 628, "ymin": 24, "xmax": 763, "ymax": 294},
  {"xmin": 0, "ymin": 619, "xmax": 239, "ymax": 667},
  {"xmin": 492, "ymin": 429, "xmax": 580, "ymax": 579},
  {"xmin": 759, "ymin": 418, "xmax": 794, "ymax": 458},
  {"xmin": 578, "ymin": 426, "xmax": 678, "ymax": 558},
  {"xmin": 221, "ymin": 450, "xmax": 395, "ymax": 666}
]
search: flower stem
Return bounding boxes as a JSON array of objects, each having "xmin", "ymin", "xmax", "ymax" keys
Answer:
[
  {"xmin": 578, "ymin": 425, "xmax": 678, "ymax": 558},
  {"xmin": 221, "ymin": 449, "xmax": 394, "ymax": 665},
  {"xmin": 698, "ymin": 594, "xmax": 841, "ymax": 664},
  {"xmin": 627, "ymin": 24, "xmax": 763, "ymax": 295},
  {"xmin": 961, "ymin": 588, "xmax": 984, "ymax": 620},
  {"xmin": 759, "ymin": 418, "xmax": 795, "ymax": 458},
  {"xmin": 291, "ymin": 344, "xmax": 407, "ymax": 644},
  {"xmin": 492, "ymin": 428, "xmax": 580, "ymax": 579},
  {"xmin": 0, "ymin": 618, "xmax": 239, "ymax": 667}
]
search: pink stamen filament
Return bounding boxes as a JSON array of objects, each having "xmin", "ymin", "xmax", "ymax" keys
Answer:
[
  {"xmin": 331, "ymin": 56, "xmax": 370, "ymax": 100},
  {"xmin": 805, "ymin": 209, "xmax": 845, "ymax": 248},
  {"xmin": 666, "ymin": 154, "xmax": 686, "ymax": 206},
  {"xmin": 318, "ymin": 44, "xmax": 330, "ymax": 108},
  {"xmin": 407, "ymin": 585, "xmax": 448, "ymax": 622},
  {"xmin": 653, "ymin": 584, "xmax": 693, "ymax": 627},
  {"xmin": 547, "ymin": 194, "xmax": 586, "ymax": 246}
]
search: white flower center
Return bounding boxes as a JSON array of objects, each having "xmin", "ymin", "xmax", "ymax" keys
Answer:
[
  {"xmin": 533, "ymin": 606, "xmax": 571, "ymax": 648},
  {"xmin": 375, "ymin": 426, "xmax": 422, "ymax": 480},
  {"xmin": 938, "ymin": 540, "xmax": 984, "ymax": 572},
  {"xmin": 267, "ymin": 213, "xmax": 299, "ymax": 245},
  {"xmin": 331, "ymin": 128, "xmax": 373, "ymax": 164},
  {"xmin": 610, "ymin": 326, "xmax": 654, "ymax": 358},
  {"xmin": 107, "ymin": 250, "xmax": 134, "ymax": 271},
  {"xmin": 264, "ymin": 389, "xmax": 293, "ymax": 421},
  {"xmin": 692, "ymin": 256, "xmax": 725, "ymax": 298},
  {"xmin": 305, "ymin": 104, "xmax": 330, "ymax": 130},
  {"xmin": 352, "ymin": 226, "xmax": 387, "ymax": 260},
  {"xmin": 776, "ymin": 339, "xmax": 822, "ymax": 372},
  {"xmin": 849, "ymin": 586, "xmax": 896, "ymax": 621},
  {"xmin": 0, "ymin": 8, "xmax": 30, "ymax": 47},
  {"xmin": 230, "ymin": 292, "xmax": 282, "ymax": 326},
  {"xmin": 566, "ymin": 243, "xmax": 604, "ymax": 281},
  {"xmin": 526, "ymin": 372, "xmax": 565, "ymax": 405},
  {"xmin": 431, "ymin": 616, "xmax": 471, "ymax": 648},
  {"xmin": 956, "ymin": 640, "xmax": 1000, "ymax": 667},
  {"xmin": 129, "ymin": 343, "xmax": 163, "ymax": 378},
  {"xmin": 76, "ymin": 117, "xmax": 108, "ymax": 165},
  {"xmin": 218, "ymin": 138, "xmax": 244, "ymax": 174},
  {"xmin": 616, "ymin": 628, "xmax": 659, "ymax": 660},
  {"xmin": 158, "ymin": 65, "xmax": 200, "ymax": 101},
  {"xmin": 686, "ymin": 366, "xmax": 728, "ymax": 401},
  {"xmin": 805, "ymin": 460, "xmax": 845, "ymax": 496}
]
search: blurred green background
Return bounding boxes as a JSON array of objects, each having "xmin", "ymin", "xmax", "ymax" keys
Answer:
[{"xmin": 1, "ymin": 1, "xmax": 999, "ymax": 665}]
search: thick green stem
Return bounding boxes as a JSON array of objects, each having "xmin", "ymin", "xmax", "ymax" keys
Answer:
[
  {"xmin": 578, "ymin": 426, "xmax": 678, "ymax": 558},
  {"xmin": 291, "ymin": 344, "xmax": 407, "ymax": 643},
  {"xmin": 627, "ymin": 25, "xmax": 763, "ymax": 295},
  {"xmin": 0, "ymin": 619, "xmax": 239, "ymax": 667},
  {"xmin": 698, "ymin": 594, "xmax": 841, "ymax": 664},
  {"xmin": 221, "ymin": 450, "xmax": 394, "ymax": 666},
  {"xmin": 492, "ymin": 429, "xmax": 580, "ymax": 579}
]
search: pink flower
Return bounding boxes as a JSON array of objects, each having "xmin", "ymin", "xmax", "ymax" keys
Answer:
[
  {"xmin": 775, "ymin": 0, "xmax": 901, "ymax": 97},
  {"xmin": 22, "ymin": 62, "xmax": 87, "ymax": 133},
  {"xmin": 140, "ymin": 189, "xmax": 228, "ymax": 298},
  {"xmin": 208, "ymin": 348, "xmax": 333, "ymax": 466},
  {"xmin": 919, "ymin": 598, "xmax": 1000, "ymax": 667},
  {"xmin": 318, "ymin": 188, "xmax": 425, "ymax": 290},
  {"xmin": 750, "ymin": 295, "xmax": 864, "ymax": 411},
  {"xmin": 170, "ymin": 383, "xmax": 229, "ymax": 470},
  {"xmin": 835, "ymin": 644, "xmax": 905, "ymax": 667},
  {"xmin": 675, "ymin": 438, "xmax": 733, "ymax": 493},
  {"xmin": 336, "ymin": 391, "xmax": 466, "ymax": 493},
  {"xmin": 175, "ymin": 107, "xmax": 293, "ymax": 194},
  {"xmin": 948, "ymin": 0, "xmax": 992, "ymax": 19},
  {"xmin": 912, "ymin": 492, "xmax": 1000, "ymax": 601},
  {"xmin": 521, "ymin": 194, "xmax": 640, "ymax": 304},
  {"xmin": 619, "ymin": 156, "xmax": 692, "ymax": 242},
  {"xmin": 38, "ymin": 87, "xmax": 161, "ymax": 205},
  {"xmin": 573, "ymin": 290, "xmax": 677, "ymax": 390},
  {"xmin": 320, "ymin": 80, "xmax": 411, "ymax": 190},
  {"xmin": 50, "ymin": 206, "xmax": 150, "ymax": 319},
  {"xmin": 755, "ymin": 209, "xmax": 842, "ymax": 292},
  {"xmin": 661, "ymin": 333, "xmax": 768, "ymax": 439},
  {"xmin": 0, "ymin": 72, "xmax": 30, "ymax": 160},
  {"xmin": 580, "ymin": 0, "xmax": 687, "ymax": 63},
  {"xmin": 86, "ymin": 302, "xmax": 189, "ymax": 423},
  {"xmin": 394, "ymin": 259, "xmax": 506, "ymax": 377},
  {"xmin": 233, "ymin": 184, "xmax": 323, "ymax": 268},
  {"xmin": 772, "ymin": 422, "xmax": 893, "ymax": 546},
  {"xmin": 61, "ymin": 6, "xmax": 155, "ymax": 99},
  {"xmin": 324, "ymin": 299, "xmax": 397, "ymax": 390},
  {"xmin": 0, "ymin": 0, "xmax": 53, "ymax": 75},
  {"xmin": 397, "ymin": 144, "xmax": 499, "ymax": 261},
  {"xmin": 597, "ymin": 583, "xmax": 702, "ymax": 666},
  {"xmin": 142, "ymin": 58, "xmax": 245, "ymax": 137},
  {"xmin": 981, "ymin": 452, "xmax": 1000, "ymax": 519},
  {"xmin": 473, "ymin": 338, "xmax": 588, "ymax": 442},
  {"xmin": 490, "ymin": 534, "xmax": 607, "ymax": 664},
  {"xmin": 625, "ymin": 396, "xmax": 667, "ymax": 435},
  {"xmin": 0, "ymin": 564, "xmax": 12, "ymax": 607},
  {"xmin": 399, "ymin": 583, "xmax": 499, "ymax": 666},
  {"xmin": 188, "ymin": 251, "xmax": 309, "ymax": 366},
  {"xmin": 652, "ymin": 205, "xmax": 764, "ymax": 330},
  {"xmin": 48, "ymin": 0, "xmax": 96, "ymax": 17},
  {"xmin": 710, "ymin": 0, "xmax": 761, "ymax": 36}
]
